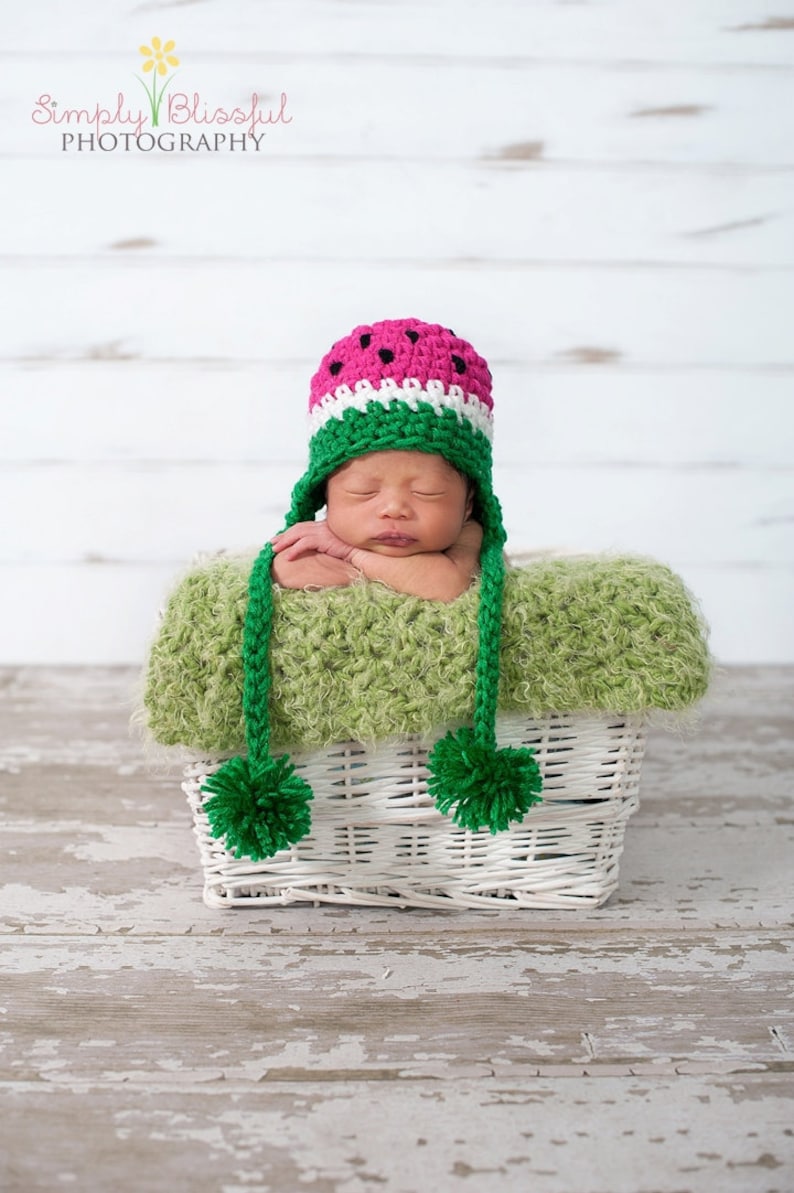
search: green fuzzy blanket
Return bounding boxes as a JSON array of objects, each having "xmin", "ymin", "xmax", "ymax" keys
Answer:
[{"xmin": 143, "ymin": 554, "xmax": 710, "ymax": 754}]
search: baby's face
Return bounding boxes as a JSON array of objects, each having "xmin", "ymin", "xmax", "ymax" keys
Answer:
[{"xmin": 325, "ymin": 450, "xmax": 473, "ymax": 556}]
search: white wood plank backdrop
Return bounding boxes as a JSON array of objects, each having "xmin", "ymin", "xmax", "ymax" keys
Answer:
[{"xmin": 1, "ymin": 0, "xmax": 793, "ymax": 663}]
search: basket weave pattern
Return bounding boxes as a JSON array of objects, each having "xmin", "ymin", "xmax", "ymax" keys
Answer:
[{"xmin": 184, "ymin": 712, "xmax": 647, "ymax": 910}]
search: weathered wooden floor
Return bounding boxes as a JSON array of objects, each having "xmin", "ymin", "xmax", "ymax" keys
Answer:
[{"xmin": 1, "ymin": 665, "xmax": 793, "ymax": 1193}]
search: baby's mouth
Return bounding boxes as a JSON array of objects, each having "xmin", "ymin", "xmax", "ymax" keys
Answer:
[{"xmin": 373, "ymin": 532, "xmax": 417, "ymax": 546}]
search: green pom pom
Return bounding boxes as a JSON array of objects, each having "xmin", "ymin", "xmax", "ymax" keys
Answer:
[
  {"xmin": 201, "ymin": 753, "xmax": 313, "ymax": 861},
  {"xmin": 427, "ymin": 727, "xmax": 542, "ymax": 833}
]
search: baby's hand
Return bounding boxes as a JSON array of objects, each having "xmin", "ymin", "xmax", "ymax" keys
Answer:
[
  {"xmin": 271, "ymin": 551, "xmax": 358, "ymax": 590},
  {"xmin": 271, "ymin": 520, "xmax": 354, "ymax": 563}
]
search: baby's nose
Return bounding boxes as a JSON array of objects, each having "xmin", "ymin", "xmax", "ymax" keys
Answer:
[{"xmin": 379, "ymin": 490, "xmax": 411, "ymax": 517}]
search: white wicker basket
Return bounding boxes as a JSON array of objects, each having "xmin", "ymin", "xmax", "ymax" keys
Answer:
[{"xmin": 183, "ymin": 711, "xmax": 647, "ymax": 910}]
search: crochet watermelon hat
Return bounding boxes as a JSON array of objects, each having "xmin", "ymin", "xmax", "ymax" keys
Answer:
[{"xmin": 202, "ymin": 317, "xmax": 543, "ymax": 860}]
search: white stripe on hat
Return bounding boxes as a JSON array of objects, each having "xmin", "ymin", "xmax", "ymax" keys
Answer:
[{"xmin": 307, "ymin": 377, "xmax": 494, "ymax": 443}]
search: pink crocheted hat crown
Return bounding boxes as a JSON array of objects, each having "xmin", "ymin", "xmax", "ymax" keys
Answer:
[
  {"xmin": 309, "ymin": 317, "xmax": 493, "ymax": 440},
  {"xmin": 302, "ymin": 319, "xmax": 495, "ymax": 500}
]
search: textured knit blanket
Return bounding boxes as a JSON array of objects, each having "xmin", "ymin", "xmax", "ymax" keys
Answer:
[{"xmin": 143, "ymin": 554, "xmax": 710, "ymax": 753}]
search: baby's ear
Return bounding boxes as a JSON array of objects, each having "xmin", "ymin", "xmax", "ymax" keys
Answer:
[{"xmin": 465, "ymin": 480, "xmax": 476, "ymax": 520}]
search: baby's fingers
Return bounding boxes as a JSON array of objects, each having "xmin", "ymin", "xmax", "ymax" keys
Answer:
[
  {"xmin": 273, "ymin": 536, "xmax": 312, "ymax": 560},
  {"xmin": 286, "ymin": 541, "xmax": 317, "ymax": 561},
  {"xmin": 271, "ymin": 524, "xmax": 310, "ymax": 552}
]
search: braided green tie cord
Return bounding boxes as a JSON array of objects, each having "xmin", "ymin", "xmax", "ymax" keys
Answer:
[{"xmin": 200, "ymin": 538, "xmax": 315, "ymax": 861}]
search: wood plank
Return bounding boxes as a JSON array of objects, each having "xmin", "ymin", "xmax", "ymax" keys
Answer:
[
  {"xmin": 2, "ymin": 931, "xmax": 792, "ymax": 1077},
  {"xmin": 2, "ymin": 159, "xmax": 792, "ymax": 265},
  {"xmin": 1, "ymin": 1075, "xmax": 792, "ymax": 1193},
  {"xmin": 663, "ymin": 566, "xmax": 794, "ymax": 666},
  {"xmin": 0, "ymin": 566, "xmax": 180, "ymax": 665},
  {"xmin": 2, "ymin": 262, "xmax": 791, "ymax": 367},
  {"xmin": 8, "ymin": 0, "xmax": 794, "ymax": 65},
  {"xmin": 641, "ymin": 674, "xmax": 794, "ymax": 807}
]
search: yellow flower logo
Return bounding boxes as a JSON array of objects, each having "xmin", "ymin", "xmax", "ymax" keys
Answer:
[
  {"xmin": 139, "ymin": 36, "xmax": 179, "ymax": 77},
  {"xmin": 137, "ymin": 37, "xmax": 180, "ymax": 127}
]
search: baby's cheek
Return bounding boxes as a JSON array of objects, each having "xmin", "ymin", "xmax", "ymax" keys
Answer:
[{"xmin": 325, "ymin": 508, "xmax": 358, "ymax": 545}]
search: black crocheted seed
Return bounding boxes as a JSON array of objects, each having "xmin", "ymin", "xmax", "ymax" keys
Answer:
[
  {"xmin": 360, "ymin": 333, "xmax": 371, "ymax": 348},
  {"xmin": 405, "ymin": 329, "xmax": 419, "ymax": 344},
  {"xmin": 448, "ymin": 328, "xmax": 456, "ymax": 336},
  {"xmin": 451, "ymin": 354, "xmax": 467, "ymax": 374},
  {"xmin": 329, "ymin": 361, "xmax": 343, "ymax": 376},
  {"xmin": 378, "ymin": 348, "xmax": 395, "ymax": 364}
]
